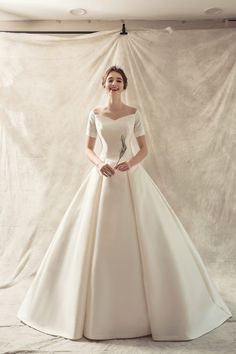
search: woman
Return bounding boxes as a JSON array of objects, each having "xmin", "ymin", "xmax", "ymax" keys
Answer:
[
  {"xmin": 86, "ymin": 66, "xmax": 148, "ymax": 176},
  {"xmin": 17, "ymin": 65, "xmax": 232, "ymax": 341}
]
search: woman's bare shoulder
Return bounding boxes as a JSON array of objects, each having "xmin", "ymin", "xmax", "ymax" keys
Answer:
[
  {"xmin": 92, "ymin": 106, "xmax": 102, "ymax": 115},
  {"xmin": 126, "ymin": 105, "xmax": 137, "ymax": 114}
]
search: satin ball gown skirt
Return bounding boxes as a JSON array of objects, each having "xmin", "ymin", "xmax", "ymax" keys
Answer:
[{"xmin": 17, "ymin": 160, "xmax": 232, "ymax": 341}]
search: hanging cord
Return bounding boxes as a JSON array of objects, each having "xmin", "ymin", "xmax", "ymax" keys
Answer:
[{"xmin": 120, "ymin": 23, "xmax": 128, "ymax": 35}]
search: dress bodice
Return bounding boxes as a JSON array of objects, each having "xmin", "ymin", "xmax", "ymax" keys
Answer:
[{"xmin": 86, "ymin": 109, "xmax": 146, "ymax": 163}]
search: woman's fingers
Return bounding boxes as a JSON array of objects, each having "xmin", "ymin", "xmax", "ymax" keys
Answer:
[
  {"xmin": 100, "ymin": 163, "xmax": 115, "ymax": 177},
  {"xmin": 115, "ymin": 162, "xmax": 130, "ymax": 171},
  {"xmin": 100, "ymin": 162, "xmax": 130, "ymax": 176}
]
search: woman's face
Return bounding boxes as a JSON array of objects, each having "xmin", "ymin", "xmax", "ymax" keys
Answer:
[{"xmin": 104, "ymin": 71, "xmax": 124, "ymax": 94}]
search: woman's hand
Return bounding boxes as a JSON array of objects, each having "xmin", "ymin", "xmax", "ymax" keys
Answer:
[
  {"xmin": 98, "ymin": 162, "xmax": 115, "ymax": 177},
  {"xmin": 114, "ymin": 161, "xmax": 131, "ymax": 172}
]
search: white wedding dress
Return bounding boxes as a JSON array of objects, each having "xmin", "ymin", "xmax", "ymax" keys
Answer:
[{"xmin": 17, "ymin": 109, "xmax": 232, "ymax": 341}]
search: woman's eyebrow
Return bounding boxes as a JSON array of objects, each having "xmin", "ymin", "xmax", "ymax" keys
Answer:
[{"xmin": 108, "ymin": 77, "xmax": 122, "ymax": 80}]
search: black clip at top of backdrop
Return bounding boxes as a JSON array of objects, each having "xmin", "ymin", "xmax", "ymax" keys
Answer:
[{"xmin": 120, "ymin": 23, "xmax": 128, "ymax": 35}]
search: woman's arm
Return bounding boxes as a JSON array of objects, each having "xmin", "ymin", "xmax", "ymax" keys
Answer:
[{"xmin": 85, "ymin": 136, "xmax": 104, "ymax": 167}]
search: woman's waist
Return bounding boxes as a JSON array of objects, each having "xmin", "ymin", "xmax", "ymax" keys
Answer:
[{"xmin": 99, "ymin": 152, "xmax": 134, "ymax": 163}]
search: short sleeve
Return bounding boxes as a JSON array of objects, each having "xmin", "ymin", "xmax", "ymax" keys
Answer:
[
  {"xmin": 86, "ymin": 110, "xmax": 97, "ymax": 138},
  {"xmin": 134, "ymin": 109, "xmax": 145, "ymax": 137}
]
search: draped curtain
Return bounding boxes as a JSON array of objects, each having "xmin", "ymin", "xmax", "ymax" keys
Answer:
[{"xmin": 0, "ymin": 29, "xmax": 235, "ymax": 313}]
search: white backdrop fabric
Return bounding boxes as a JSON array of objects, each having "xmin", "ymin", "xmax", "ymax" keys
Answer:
[{"xmin": 0, "ymin": 28, "xmax": 235, "ymax": 351}]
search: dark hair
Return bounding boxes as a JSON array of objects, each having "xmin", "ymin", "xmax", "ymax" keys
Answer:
[{"xmin": 102, "ymin": 65, "xmax": 128, "ymax": 90}]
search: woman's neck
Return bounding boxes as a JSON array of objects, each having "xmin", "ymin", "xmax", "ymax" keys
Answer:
[{"xmin": 107, "ymin": 96, "xmax": 125, "ymax": 111}]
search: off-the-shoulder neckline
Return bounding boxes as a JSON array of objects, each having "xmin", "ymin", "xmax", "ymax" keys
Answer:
[{"xmin": 93, "ymin": 110, "xmax": 137, "ymax": 121}]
